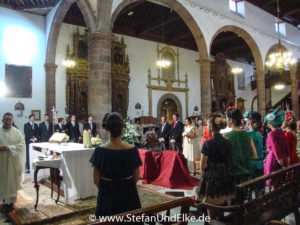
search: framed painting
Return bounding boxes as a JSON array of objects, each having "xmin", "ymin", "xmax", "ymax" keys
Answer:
[
  {"xmin": 5, "ymin": 64, "xmax": 32, "ymax": 98},
  {"xmin": 31, "ymin": 110, "xmax": 41, "ymax": 121}
]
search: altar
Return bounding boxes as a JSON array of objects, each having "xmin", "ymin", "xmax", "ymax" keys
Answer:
[{"xmin": 29, "ymin": 143, "xmax": 97, "ymax": 204}]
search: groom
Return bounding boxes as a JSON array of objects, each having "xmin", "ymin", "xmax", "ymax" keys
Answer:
[{"xmin": 169, "ymin": 113, "xmax": 184, "ymax": 152}]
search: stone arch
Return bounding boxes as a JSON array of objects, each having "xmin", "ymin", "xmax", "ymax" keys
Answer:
[
  {"xmin": 45, "ymin": 0, "xmax": 96, "ymax": 64},
  {"xmin": 210, "ymin": 25, "xmax": 263, "ymax": 69},
  {"xmin": 157, "ymin": 93, "xmax": 183, "ymax": 121},
  {"xmin": 111, "ymin": 0, "xmax": 208, "ymax": 58},
  {"xmin": 210, "ymin": 25, "xmax": 265, "ymax": 115}
]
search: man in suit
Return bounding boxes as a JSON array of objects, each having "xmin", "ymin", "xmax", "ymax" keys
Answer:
[
  {"xmin": 66, "ymin": 114, "xmax": 81, "ymax": 142},
  {"xmin": 83, "ymin": 114, "xmax": 97, "ymax": 137},
  {"xmin": 169, "ymin": 113, "xmax": 184, "ymax": 152},
  {"xmin": 157, "ymin": 115, "xmax": 171, "ymax": 150},
  {"xmin": 54, "ymin": 118, "xmax": 66, "ymax": 133},
  {"xmin": 38, "ymin": 114, "xmax": 53, "ymax": 142},
  {"xmin": 24, "ymin": 114, "xmax": 38, "ymax": 172}
]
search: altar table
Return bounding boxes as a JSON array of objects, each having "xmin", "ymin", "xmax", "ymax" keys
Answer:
[{"xmin": 29, "ymin": 143, "xmax": 97, "ymax": 204}]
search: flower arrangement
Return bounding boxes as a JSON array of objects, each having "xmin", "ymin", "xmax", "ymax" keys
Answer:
[
  {"xmin": 64, "ymin": 135, "xmax": 70, "ymax": 143},
  {"xmin": 121, "ymin": 117, "xmax": 139, "ymax": 144},
  {"xmin": 91, "ymin": 136, "xmax": 103, "ymax": 147}
]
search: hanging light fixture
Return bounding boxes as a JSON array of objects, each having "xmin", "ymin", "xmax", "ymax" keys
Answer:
[
  {"xmin": 62, "ymin": 45, "xmax": 75, "ymax": 68},
  {"xmin": 265, "ymin": 0, "xmax": 297, "ymax": 71},
  {"xmin": 156, "ymin": 11, "xmax": 171, "ymax": 69},
  {"xmin": 232, "ymin": 67, "xmax": 243, "ymax": 75}
]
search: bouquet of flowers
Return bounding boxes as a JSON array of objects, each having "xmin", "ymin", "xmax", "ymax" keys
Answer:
[
  {"xmin": 121, "ymin": 117, "xmax": 140, "ymax": 144},
  {"xmin": 64, "ymin": 135, "xmax": 70, "ymax": 143},
  {"xmin": 91, "ymin": 136, "xmax": 103, "ymax": 147}
]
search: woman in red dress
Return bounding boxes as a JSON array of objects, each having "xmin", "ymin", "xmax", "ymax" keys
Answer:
[
  {"xmin": 202, "ymin": 119, "xmax": 213, "ymax": 146},
  {"xmin": 282, "ymin": 113, "xmax": 299, "ymax": 166}
]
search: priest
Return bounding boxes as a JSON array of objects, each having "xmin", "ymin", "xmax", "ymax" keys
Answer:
[{"xmin": 0, "ymin": 112, "xmax": 26, "ymax": 212}]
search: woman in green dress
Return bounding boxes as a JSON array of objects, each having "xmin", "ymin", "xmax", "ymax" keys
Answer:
[
  {"xmin": 226, "ymin": 109, "xmax": 257, "ymax": 185},
  {"xmin": 245, "ymin": 111, "xmax": 264, "ymax": 179}
]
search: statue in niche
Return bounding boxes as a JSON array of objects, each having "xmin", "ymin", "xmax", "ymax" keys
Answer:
[{"xmin": 111, "ymin": 37, "xmax": 130, "ymax": 118}]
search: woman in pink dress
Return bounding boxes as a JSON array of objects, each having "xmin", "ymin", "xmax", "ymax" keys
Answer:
[{"xmin": 264, "ymin": 110, "xmax": 288, "ymax": 177}]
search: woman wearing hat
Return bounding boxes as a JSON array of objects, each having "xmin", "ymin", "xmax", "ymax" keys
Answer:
[
  {"xmin": 281, "ymin": 112, "xmax": 299, "ymax": 166},
  {"xmin": 245, "ymin": 111, "xmax": 264, "ymax": 179},
  {"xmin": 264, "ymin": 110, "xmax": 288, "ymax": 177}
]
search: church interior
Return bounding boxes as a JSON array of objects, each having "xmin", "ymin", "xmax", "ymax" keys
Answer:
[{"xmin": 0, "ymin": 0, "xmax": 300, "ymax": 224}]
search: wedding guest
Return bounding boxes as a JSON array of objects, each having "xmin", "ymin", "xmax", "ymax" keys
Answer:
[
  {"xmin": 245, "ymin": 111, "xmax": 264, "ymax": 179},
  {"xmin": 157, "ymin": 115, "xmax": 171, "ymax": 150},
  {"xmin": 196, "ymin": 114, "xmax": 234, "ymax": 220},
  {"xmin": 195, "ymin": 118, "xmax": 203, "ymax": 151},
  {"xmin": 24, "ymin": 114, "xmax": 38, "ymax": 172},
  {"xmin": 169, "ymin": 113, "xmax": 184, "ymax": 152},
  {"xmin": 54, "ymin": 118, "xmax": 66, "ymax": 133},
  {"xmin": 38, "ymin": 114, "xmax": 53, "ymax": 142},
  {"xmin": 66, "ymin": 114, "xmax": 81, "ymax": 142},
  {"xmin": 83, "ymin": 114, "xmax": 97, "ymax": 137},
  {"xmin": 264, "ymin": 110, "xmax": 288, "ymax": 178},
  {"xmin": 282, "ymin": 113, "xmax": 299, "ymax": 166},
  {"xmin": 202, "ymin": 119, "xmax": 212, "ymax": 146},
  {"xmin": 182, "ymin": 117, "xmax": 200, "ymax": 171},
  {"xmin": 0, "ymin": 113, "xmax": 26, "ymax": 212},
  {"xmin": 90, "ymin": 112, "xmax": 141, "ymax": 217},
  {"xmin": 226, "ymin": 109, "xmax": 257, "ymax": 185}
]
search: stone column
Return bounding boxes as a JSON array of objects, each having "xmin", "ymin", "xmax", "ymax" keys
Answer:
[
  {"xmin": 198, "ymin": 57, "xmax": 213, "ymax": 117},
  {"xmin": 44, "ymin": 63, "xmax": 57, "ymax": 119},
  {"xmin": 88, "ymin": 33, "xmax": 112, "ymax": 137},
  {"xmin": 256, "ymin": 68, "xmax": 266, "ymax": 116},
  {"xmin": 290, "ymin": 66, "xmax": 299, "ymax": 120}
]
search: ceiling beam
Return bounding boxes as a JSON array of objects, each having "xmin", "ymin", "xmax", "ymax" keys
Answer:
[
  {"xmin": 171, "ymin": 33, "xmax": 192, "ymax": 42},
  {"xmin": 284, "ymin": 8, "xmax": 300, "ymax": 16},
  {"xmin": 140, "ymin": 16, "xmax": 180, "ymax": 34},
  {"xmin": 262, "ymin": 0, "xmax": 276, "ymax": 9},
  {"xmin": 117, "ymin": 0, "xmax": 146, "ymax": 16}
]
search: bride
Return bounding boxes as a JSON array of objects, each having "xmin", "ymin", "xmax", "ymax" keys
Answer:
[{"xmin": 182, "ymin": 117, "xmax": 200, "ymax": 172}]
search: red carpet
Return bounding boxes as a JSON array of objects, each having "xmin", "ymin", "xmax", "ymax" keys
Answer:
[{"xmin": 139, "ymin": 149, "xmax": 199, "ymax": 190}]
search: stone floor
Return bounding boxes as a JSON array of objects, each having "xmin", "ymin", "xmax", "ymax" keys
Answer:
[{"xmin": 0, "ymin": 172, "xmax": 298, "ymax": 225}]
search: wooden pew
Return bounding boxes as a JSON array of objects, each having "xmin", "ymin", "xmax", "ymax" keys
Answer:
[
  {"xmin": 93, "ymin": 197, "xmax": 192, "ymax": 225},
  {"xmin": 196, "ymin": 163, "xmax": 300, "ymax": 225}
]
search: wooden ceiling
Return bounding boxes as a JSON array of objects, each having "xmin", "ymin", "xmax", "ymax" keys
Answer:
[{"xmin": 1, "ymin": 0, "xmax": 299, "ymax": 64}]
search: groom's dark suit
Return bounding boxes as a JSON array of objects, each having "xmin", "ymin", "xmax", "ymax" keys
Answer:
[
  {"xmin": 169, "ymin": 121, "xmax": 184, "ymax": 152},
  {"xmin": 157, "ymin": 122, "xmax": 171, "ymax": 150}
]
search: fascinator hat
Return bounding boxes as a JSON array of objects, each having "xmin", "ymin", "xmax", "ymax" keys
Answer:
[{"xmin": 264, "ymin": 109, "xmax": 285, "ymax": 127}]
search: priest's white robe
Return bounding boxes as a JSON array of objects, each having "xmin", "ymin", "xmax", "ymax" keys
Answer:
[{"xmin": 0, "ymin": 127, "xmax": 26, "ymax": 204}]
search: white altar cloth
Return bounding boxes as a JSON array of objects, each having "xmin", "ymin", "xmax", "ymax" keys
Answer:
[{"xmin": 29, "ymin": 143, "xmax": 98, "ymax": 204}]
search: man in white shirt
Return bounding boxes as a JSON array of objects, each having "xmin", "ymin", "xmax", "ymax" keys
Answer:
[{"xmin": 0, "ymin": 112, "xmax": 26, "ymax": 212}]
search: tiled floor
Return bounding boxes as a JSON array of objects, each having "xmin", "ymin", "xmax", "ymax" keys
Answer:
[{"xmin": 0, "ymin": 172, "xmax": 298, "ymax": 225}]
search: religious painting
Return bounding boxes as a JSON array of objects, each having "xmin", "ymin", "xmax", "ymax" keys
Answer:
[
  {"xmin": 31, "ymin": 110, "xmax": 41, "ymax": 121},
  {"xmin": 160, "ymin": 98, "xmax": 178, "ymax": 124},
  {"xmin": 5, "ymin": 64, "xmax": 32, "ymax": 98}
]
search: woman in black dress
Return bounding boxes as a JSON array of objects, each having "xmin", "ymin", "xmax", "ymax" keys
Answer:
[
  {"xmin": 196, "ymin": 114, "xmax": 234, "ymax": 220},
  {"xmin": 90, "ymin": 112, "xmax": 142, "ymax": 217}
]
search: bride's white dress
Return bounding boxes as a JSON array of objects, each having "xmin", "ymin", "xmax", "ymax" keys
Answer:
[{"xmin": 182, "ymin": 126, "xmax": 200, "ymax": 162}]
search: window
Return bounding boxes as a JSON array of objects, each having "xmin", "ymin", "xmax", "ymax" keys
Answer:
[
  {"xmin": 275, "ymin": 21, "xmax": 286, "ymax": 36},
  {"xmin": 237, "ymin": 72, "xmax": 245, "ymax": 90},
  {"xmin": 229, "ymin": 0, "xmax": 245, "ymax": 17}
]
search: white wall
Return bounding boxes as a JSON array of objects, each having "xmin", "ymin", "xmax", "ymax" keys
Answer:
[
  {"xmin": 271, "ymin": 85, "xmax": 291, "ymax": 106},
  {"xmin": 227, "ymin": 60, "xmax": 256, "ymax": 111},
  {"xmin": 0, "ymin": 7, "xmax": 46, "ymax": 130},
  {"xmin": 118, "ymin": 35, "xmax": 200, "ymax": 120},
  {"xmin": 55, "ymin": 23, "xmax": 86, "ymax": 120}
]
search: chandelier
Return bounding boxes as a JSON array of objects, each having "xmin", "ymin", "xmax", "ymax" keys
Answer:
[
  {"xmin": 265, "ymin": 0, "xmax": 296, "ymax": 71},
  {"xmin": 232, "ymin": 67, "xmax": 243, "ymax": 75},
  {"xmin": 62, "ymin": 45, "xmax": 76, "ymax": 68},
  {"xmin": 156, "ymin": 59, "xmax": 171, "ymax": 68},
  {"xmin": 62, "ymin": 58, "xmax": 75, "ymax": 68}
]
